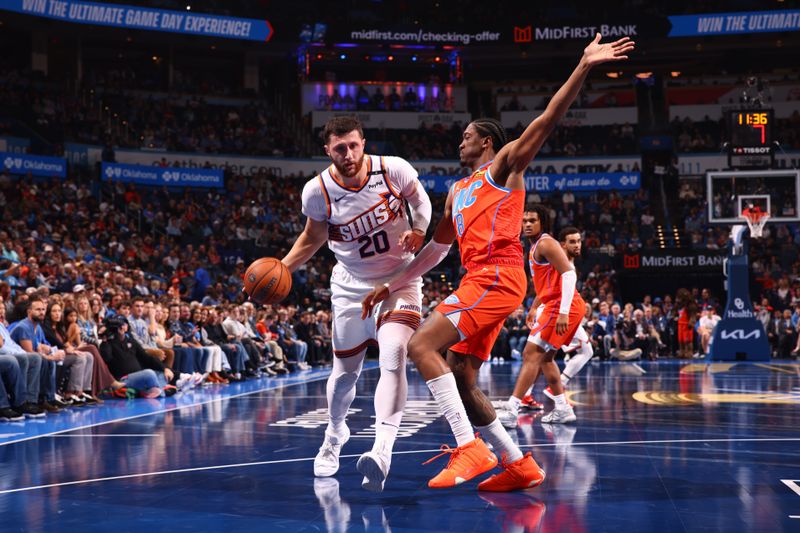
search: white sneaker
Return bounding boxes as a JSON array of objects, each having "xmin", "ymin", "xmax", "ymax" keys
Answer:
[
  {"xmin": 176, "ymin": 373, "xmax": 194, "ymax": 391},
  {"xmin": 314, "ymin": 426, "xmax": 350, "ymax": 477},
  {"xmin": 357, "ymin": 443, "xmax": 391, "ymax": 492},
  {"xmin": 541, "ymin": 405, "xmax": 577, "ymax": 424},
  {"xmin": 541, "ymin": 422, "xmax": 577, "ymax": 445},
  {"xmin": 495, "ymin": 402, "xmax": 519, "ymax": 429}
]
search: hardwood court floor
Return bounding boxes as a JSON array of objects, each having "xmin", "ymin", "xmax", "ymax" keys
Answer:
[{"xmin": 1, "ymin": 359, "xmax": 798, "ymax": 532}]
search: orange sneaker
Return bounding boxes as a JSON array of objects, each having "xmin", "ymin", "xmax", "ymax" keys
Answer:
[
  {"xmin": 477, "ymin": 453, "xmax": 545, "ymax": 492},
  {"xmin": 521, "ymin": 394, "xmax": 544, "ymax": 411},
  {"xmin": 425, "ymin": 438, "xmax": 498, "ymax": 488}
]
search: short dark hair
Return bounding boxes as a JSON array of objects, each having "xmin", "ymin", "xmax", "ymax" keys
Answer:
[
  {"xmin": 558, "ymin": 226, "xmax": 581, "ymax": 242},
  {"xmin": 322, "ymin": 116, "xmax": 364, "ymax": 144},
  {"xmin": 524, "ymin": 204, "xmax": 551, "ymax": 235},
  {"xmin": 470, "ymin": 118, "xmax": 508, "ymax": 153}
]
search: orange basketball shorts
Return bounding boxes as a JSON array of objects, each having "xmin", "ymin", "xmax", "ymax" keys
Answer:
[
  {"xmin": 435, "ymin": 265, "xmax": 526, "ymax": 360},
  {"xmin": 528, "ymin": 295, "xmax": 586, "ymax": 352}
]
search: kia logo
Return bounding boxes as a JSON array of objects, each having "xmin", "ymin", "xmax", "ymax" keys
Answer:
[{"xmin": 720, "ymin": 329, "xmax": 761, "ymax": 340}]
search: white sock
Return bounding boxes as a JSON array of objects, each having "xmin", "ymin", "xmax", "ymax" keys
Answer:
[
  {"xmin": 562, "ymin": 342, "xmax": 593, "ymax": 385},
  {"xmin": 506, "ymin": 395, "xmax": 521, "ymax": 413},
  {"xmin": 326, "ymin": 350, "xmax": 365, "ymax": 437},
  {"xmin": 476, "ymin": 418, "xmax": 523, "ymax": 463},
  {"xmin": 373, "ymin": 322, "xmax": 413, "ymax": 453},
  {"xmin": 426, "ymin": 373, "xmax": 474, "ymax": 447},
  {"xmin": 554, "ymin": 393, "xmax": 568, "ymax": 408}
]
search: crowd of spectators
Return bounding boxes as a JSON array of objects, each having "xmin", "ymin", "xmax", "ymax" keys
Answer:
[
  {"xmin": 1, "ymin": 68, "xmax": 299, "ymax": 157},
  {"xmin": 1, "ymin": 158, "xmax": 799, "ymax": 421}
]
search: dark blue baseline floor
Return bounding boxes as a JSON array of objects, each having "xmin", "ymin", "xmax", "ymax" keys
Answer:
[{"xmin": 1, "ymin": 359, "xmax": 799, "ymax": 532}]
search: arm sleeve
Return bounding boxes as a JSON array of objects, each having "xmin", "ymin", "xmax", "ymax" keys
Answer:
[
  {"xmin": 387, "ymin": 156, "xmax": 431, "ymax": 233},
  {"xmin": 386, "ymin": 240, "xmax": 451, "ymax": 293},
  {"xmin": 559, "ymin": 269, "xmax": 577, "ymax": 314},
  {"xmin": 301, "ymin": 178, "xmax": 328, "ymax": 222}
]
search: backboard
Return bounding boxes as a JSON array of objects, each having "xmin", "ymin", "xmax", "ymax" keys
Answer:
[{"xmin": 706, "ymin": 169, "xmax": 800, "ymax": 224}]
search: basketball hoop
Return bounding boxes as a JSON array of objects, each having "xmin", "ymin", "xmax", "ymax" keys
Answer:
[{"xmin": 742, "ymin": 207, "xmax": 769, "ymax": 238}]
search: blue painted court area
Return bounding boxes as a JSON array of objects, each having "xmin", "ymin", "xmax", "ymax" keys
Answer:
[{"xmin": 1, "ymin": 360, "xmax": 799, "ymax": 532}]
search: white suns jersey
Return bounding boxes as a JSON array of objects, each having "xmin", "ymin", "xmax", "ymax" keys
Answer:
[{"xmin": 302, "ymin": 154, "xmax": 420, "ymax": 280}]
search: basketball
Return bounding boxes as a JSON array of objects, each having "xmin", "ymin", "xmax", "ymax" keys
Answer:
[{"xmin": 243, "ymin": 257, "xmax": 292, "ymax": 304}]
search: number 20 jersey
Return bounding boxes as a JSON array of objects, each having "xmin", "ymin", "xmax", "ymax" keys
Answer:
[{"xmin": 301, "ymin": 154, "xmax": 423, "ymax": 280}]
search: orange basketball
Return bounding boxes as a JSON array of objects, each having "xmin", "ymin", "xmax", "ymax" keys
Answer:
[{"xmin": 243, "ymin": 257, "xmax": 292, "ymax": 304}]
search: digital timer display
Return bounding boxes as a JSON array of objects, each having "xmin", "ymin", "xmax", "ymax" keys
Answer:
[{"xmin": 729, "ymin": 110, "xmax": 773, "ymax": 155}]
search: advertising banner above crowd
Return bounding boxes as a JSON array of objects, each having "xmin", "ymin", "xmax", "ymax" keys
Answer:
[
  {"xmin": 334, "ymin": 19, "xmax": 650, "ymax": 45},
  {"xmin": 311, "ymin": 111, "xmax": 472, "ymax": 130},
  {"xmin": 101, "ymin": 162, "xmax": 224, "ymax": 188},
  {"xmin": 110, "ymin": 149, "xmax": 640, "ymax": 181},
  {"xmin": 2, "ymin": 0, "xmax": 273, "ymax": 42},
  {"xmin": 1, "ymin": 152, "xmax": 66, "ymax": 178},
  {"xmin": 501, "ymin": 107, "xmax": 637, "ymax": 128},
  {"xmin": 667, "ymin": 10, "xmax": 800, "ymax": 37},
  {"xmin": 620, "ymin": 249, "xmax": 726, "ymax": 272}
]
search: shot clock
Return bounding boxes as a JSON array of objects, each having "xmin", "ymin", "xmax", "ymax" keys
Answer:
[{"xmin": 728, "ymin": 109, "xmax": 774, "ymax": 168}]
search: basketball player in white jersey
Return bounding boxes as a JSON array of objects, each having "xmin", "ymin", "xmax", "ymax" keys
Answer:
[
  {"xmin": 498, "ymin": 224, "xmax": 593, "ymax": 428},
  {"xmin": 281, "ymin": 116, "xmax": 432, "ymax": 492}
]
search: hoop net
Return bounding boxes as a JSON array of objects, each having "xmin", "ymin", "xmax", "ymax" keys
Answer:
[{"xmin": 742, "ymin": 207, "xmax": 769, "ymax": 238}]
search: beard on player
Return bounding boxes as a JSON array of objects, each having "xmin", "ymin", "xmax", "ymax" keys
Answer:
[{"xmin": 333, "ymin": 152, "xmax": 366, "ymax": 178}]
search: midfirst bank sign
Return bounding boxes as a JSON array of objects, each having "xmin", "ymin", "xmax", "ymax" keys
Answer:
[
  {"xmin": 623, "ymin": 251, "xmax": 725, "ymax": 271},
  {"xmin": 532, "ymin": 24, "xmax": 637, "ymax": 40}
]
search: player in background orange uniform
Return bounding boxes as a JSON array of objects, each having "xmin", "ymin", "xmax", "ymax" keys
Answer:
[
  {"xmin": 362, "ymin": 34, "xmax": 634, "ymax": 491},
  {"xmin": 498, "ymin": 207, "xmax": 586, "ymax": 427}
]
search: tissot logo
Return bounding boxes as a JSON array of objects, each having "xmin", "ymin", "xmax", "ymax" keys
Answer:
[
  {"xmin": 513, "ymin": 26, "xmax": 532, "ymax": 43},
  {"xmin": 623, "ymin": 254, "xmax": 640, "ymax": 269},
  {"xmin": 720, "ymin": 329, "xmax": 761, "ymax": 340}
]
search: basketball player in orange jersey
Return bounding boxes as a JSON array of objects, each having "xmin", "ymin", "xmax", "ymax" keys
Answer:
[
  {"xmin": 281, "ymin": 116, "xmax": 432, "ymax": 492},
  {"xmin": 497, "ymin": 210, "xmax": 588, "ymax": 428},
  {"xmin": 362, "ymin": 34, "xmax": 634, "ymax": 491}
]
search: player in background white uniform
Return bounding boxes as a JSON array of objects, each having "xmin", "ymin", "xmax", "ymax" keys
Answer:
[
  {"xmin": 281, "ymin": 116, "xmax": 432, "ymax": 492},
  {"xmin": 498, "ymin": 225, "xmax": 594, "ymax": 428}
]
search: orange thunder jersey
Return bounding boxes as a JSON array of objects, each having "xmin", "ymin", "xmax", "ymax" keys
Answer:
[
  {"xmin": 529, "ymin": 233, "xmax": 576, "ymax": 304},
  {"xmin": 450, "ymin": 162, "xmax": 524, "ymax": 270}
]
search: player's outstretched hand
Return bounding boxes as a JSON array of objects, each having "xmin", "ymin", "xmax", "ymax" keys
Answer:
[
  {"xmin": 582, "ymin": 33, "xmax": 635, "ymax": 67},
  {"xmin": 399, "ymin": 229, "xmax": 425, "ymax": 253},
  {"xmin": 556, "ymin": 313, "xmax": 570, "ymax": 335},
  {"xmin": 361, "ymin": 284, "xmax": 390, "ymax": 319}
]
